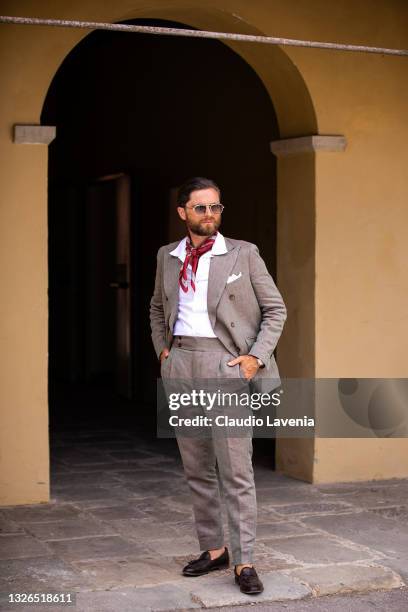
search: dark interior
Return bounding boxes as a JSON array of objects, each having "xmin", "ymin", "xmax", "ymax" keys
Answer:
[{"xmin": 41, "ymin": 18, "xmax": 279, "ymax": 465}]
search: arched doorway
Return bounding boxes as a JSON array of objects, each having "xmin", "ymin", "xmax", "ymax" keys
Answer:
[
  {"xmin": 0, "ymin": 4, "xmax": 319, "ymax": 505},
  {"xmin": 41, "ymin": 18, "xmax": 282, "ymax": 471}
]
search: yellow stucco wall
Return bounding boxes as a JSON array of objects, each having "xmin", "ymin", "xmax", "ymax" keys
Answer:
[
  {"xmin": 0, "ymin": 143, "xmax": 50, "ymax": 504},
  {"xmin": 0, "ymin": 0, "xmax": 407, "ymax": 503},
  {"xmin": 311, "ymin": 45, "xmax": 408, "ymax": 481}
]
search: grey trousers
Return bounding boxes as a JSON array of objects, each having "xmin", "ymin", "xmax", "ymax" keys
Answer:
[{"xmin": 161, "ymin": 335, "xmax": 257, "ymax": 565}]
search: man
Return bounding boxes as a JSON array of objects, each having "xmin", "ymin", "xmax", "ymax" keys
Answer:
[{"xmin": 150, "ymin": 177, "xmax": 287, "ymax": 595}]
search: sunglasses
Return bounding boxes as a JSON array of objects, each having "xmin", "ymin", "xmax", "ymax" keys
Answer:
[{"xmin": 186, "ymin": 203, "xmax": 225, "ymax": 215}]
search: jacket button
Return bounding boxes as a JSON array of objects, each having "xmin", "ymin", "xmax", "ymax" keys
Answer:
[
  {"xmin": 230, "ymin": 322, "xmax": 235, "ymax": 327},
  {"xmin": 165, "ymin": 297, "xmax": 169, "ymax": 301},
  {"xmin": 229, "ymin": 294, "xmax": 235, "ymax": 300}
]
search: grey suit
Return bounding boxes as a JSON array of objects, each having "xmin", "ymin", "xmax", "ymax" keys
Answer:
[
  {"xmin": 150, "ymin": 237, "xmax": 287, "ymax": 392},
  {"xmin": 150, "ymin": 236, "xmax": 287, "ymax": 564}
]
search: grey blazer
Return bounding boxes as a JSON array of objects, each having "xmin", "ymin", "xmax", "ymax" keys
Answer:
[{"xmin": 149, "ymin": 237, "xmax": 287, "ymax": 391}]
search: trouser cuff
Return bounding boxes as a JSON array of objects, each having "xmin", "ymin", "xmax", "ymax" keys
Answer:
[
  {"xmin": 198, "ymin": 538, "xmax": 225, "ymax": 551},
  {"xmin": 232, "ymin": 554, "xmax": 254, "ymax": 565}
]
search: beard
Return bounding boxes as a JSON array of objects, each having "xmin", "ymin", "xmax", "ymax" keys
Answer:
[{"xmin": 186, "ymin": 217, "xmax": 221, "ymax": 237}]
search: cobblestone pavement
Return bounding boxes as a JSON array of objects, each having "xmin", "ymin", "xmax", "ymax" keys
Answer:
[
  {"xmin": 0, "ymin": 428, "xmax": 407, "ymax": 611},
  {"xmin": 195, "ymin": 586, "xmax": 408, "ymax": 611}
]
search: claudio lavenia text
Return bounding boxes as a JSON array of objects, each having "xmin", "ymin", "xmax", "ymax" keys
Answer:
[{"xmin": 169, "ymin": 415, "xmax": 315, "ymax": 428}]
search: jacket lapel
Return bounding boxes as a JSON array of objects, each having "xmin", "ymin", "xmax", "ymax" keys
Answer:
[
  {"xmin": 164, "ymin": 252, "xmax": 181, "ymax": 331},
  {"xmin": 207, "ymin": 239, "xmax": 240, "ymax": 329}
]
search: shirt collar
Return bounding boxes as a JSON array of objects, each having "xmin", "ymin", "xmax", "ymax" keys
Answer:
[{"xmin": 169, "ymin": 231, "xmax": 227, "ymax": 262}]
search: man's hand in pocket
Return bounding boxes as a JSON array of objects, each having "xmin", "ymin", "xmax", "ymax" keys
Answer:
[{"xmin": 159, "ymin": 348, "xmax": 170, "ymax": 363}]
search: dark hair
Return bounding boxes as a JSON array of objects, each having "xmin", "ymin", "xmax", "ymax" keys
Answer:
[{"xmin": 177, "ymin": 177, "xmax": 221, "ymax": 208}]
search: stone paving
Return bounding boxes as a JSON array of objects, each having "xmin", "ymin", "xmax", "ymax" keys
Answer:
[{"xmin": 0, "ymin": 428, "xmax": 407, "ymax": 611}]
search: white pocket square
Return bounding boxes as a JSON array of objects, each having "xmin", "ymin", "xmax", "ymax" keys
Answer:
[{"xmin": 227, "ymin": 272, "xmax": 242, "ymax": 284}]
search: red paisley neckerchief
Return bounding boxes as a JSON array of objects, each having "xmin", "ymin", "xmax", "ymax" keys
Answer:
[{"xmin": 179, "ymin": 232, "xmax": 217, "ymax": 292}]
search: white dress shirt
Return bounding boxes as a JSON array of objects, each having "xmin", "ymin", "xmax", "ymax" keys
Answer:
[{"xmin": 171, "ymin": 232, "xmax": 227, "ymax": 337}]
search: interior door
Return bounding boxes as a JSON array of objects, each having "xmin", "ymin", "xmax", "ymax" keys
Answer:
[{"xmin": 85, "ymin": 173, "xmax": 132, "ymax": 397}]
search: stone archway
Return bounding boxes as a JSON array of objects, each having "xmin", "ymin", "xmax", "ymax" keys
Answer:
[{"xmin": 0, "ymin": 3, "xmax": 320, "ymax": 504}]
